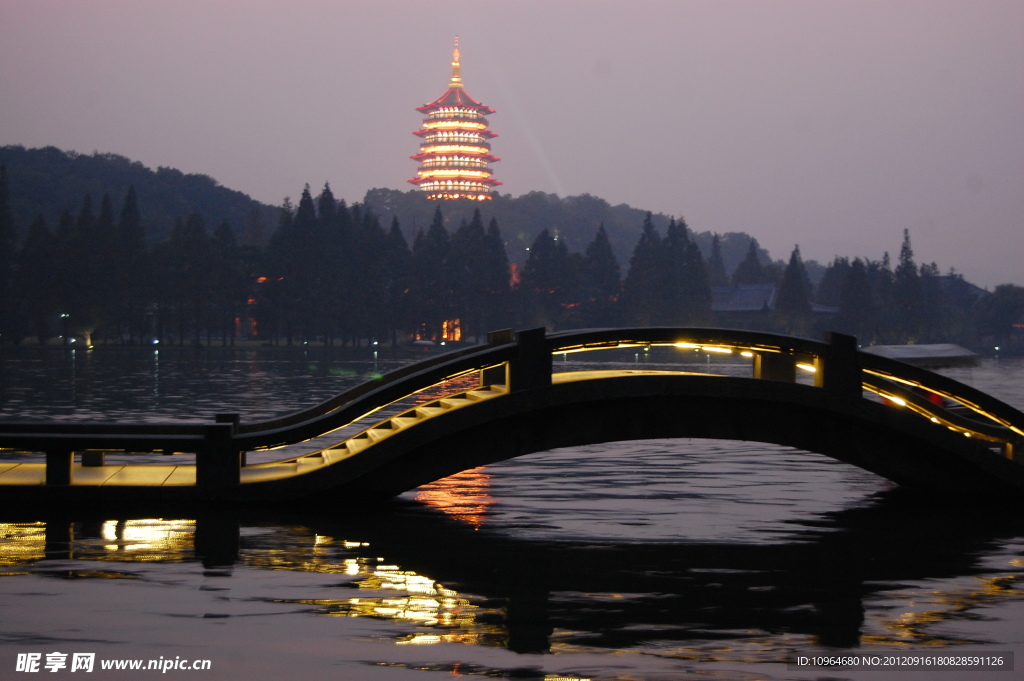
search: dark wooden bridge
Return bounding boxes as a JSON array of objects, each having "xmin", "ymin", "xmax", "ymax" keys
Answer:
[{"xmin": 2, "ymin": 328, "xmax": 1023, "ymax": 508}]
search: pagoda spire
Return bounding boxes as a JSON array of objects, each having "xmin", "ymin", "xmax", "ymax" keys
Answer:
[
  {"xmin": 409, "ymin": 38, "xmax": 501, "ymax": 201},
  {"xmin": 449, "ymin": 35, "xmax": 462, "ymax": 89}
]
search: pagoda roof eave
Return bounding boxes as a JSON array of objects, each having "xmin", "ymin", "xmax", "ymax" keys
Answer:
[
  {"xmin": 408, "ymin": 177, "xmax": 503, "ymax": 187},
  {"xmin": 413, "ymin": 129, "xmax": 497, "ymax": 139},
  {"xmin": 417, "ymin": 88, "xmax": 495, "ymax": 113},
  {"xmin": 410, "ymin": 152, "xmax": 500, "ymax": 162}
]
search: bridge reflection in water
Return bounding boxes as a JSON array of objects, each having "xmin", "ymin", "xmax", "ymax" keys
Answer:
[
  {"xmin": 1, "ymin": 327, "xmax": 1023, "ymax": 508},
  {"xmin": 2, "ymin": 484, "xmax": 1022, "ymax": 659}
]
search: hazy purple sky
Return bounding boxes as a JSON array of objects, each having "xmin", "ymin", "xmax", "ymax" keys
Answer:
[{"xmin": 2, "ymin": 1, "xmax": 1022, "ymax": 287}]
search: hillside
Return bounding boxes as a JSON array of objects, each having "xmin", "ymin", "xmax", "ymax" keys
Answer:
[
  {"xmin": 0, "ymin": 145, "xmax": 278, "ymax": 244},
  {"xmin": 0, "ymin": 145, "xmax": 780, "ymax": 274},
  {"xmin": 363, "ymin": 188, "xmax": 777, "ymax": 275}
]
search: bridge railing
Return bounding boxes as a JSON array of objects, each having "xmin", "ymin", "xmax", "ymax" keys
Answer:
[
  {"xmin": 0, "ymin": 335, "xmax": 521, "ymax": 493},
  {"xmin": 2, "ymin": 327, "xmax": 1022, "ymax": 497},
  {"xmin": 539, "ymin": 327, "xmax": 1023, "ymax": 459},
  {"xmin": 234, "ymin": 330, "xmax": 518, "ymax": 436}
]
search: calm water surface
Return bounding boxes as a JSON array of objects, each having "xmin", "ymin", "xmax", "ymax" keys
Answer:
[{"xmin": 0, "ymin": 347, "xmax": 1022, "ymax": 680}]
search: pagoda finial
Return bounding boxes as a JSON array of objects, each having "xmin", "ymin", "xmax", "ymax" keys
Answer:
[{"xmin": 449, "ymin": 35, "xmax": 463, "ymax": 88}]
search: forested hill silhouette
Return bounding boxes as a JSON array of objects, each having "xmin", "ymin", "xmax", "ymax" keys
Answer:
[
  {"xmin": 0, "ymin": 145, "xmax": 279, "ymax": 245},
  {"xmin": 1, "ymin": 145, "xmax": 1021, "ymax": 352},
  {"xmin": 362, "ymin": 187, "xmax": 771, "ymax": 275},
  {"xmin": 0, "ymin": 145, "xmax": 772, "ymax": 274}
]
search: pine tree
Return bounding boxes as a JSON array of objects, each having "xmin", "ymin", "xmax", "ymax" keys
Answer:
[
  {"xmin": 731, "ymin": 238, "xmax": 766, "ymax": 286},
  {"xmin": 519, "ymin": 228, "xmax": 578, "ymax": 330},
  {"xmin": 177, "ymin": 211, "xmax": 212, "ymax": 345},
  {"xmin": 918, "ymin": 262, "xmax": 944, "ymax": 342},
  {"xmin": 260, "ymin": 198, "xmax": 295, "ymax": 344},
  {"xmin": 773, "ymin": 245, "xmax": 813, "ymax": 335},
  {"xmin": 868, "ymin": 254, "xmax": 896, "ymax": 343},
  {"xmin": 892, "ymin": 229, "xmax": 922, "ymax": 342},
  {"xmin": 662, "ymin": 218, "xmax": 690, "ymax": 325},
  {"xmin": 479, "ymin": 217, "xmax": 512, "ymax": 334},
  {"xmin": 836, "ymin": 257, "xmax": 873, "ymax": 341},
  {"xmin": 383, "ymin": 216, "xmax": 412, "ymax": 347},
  {"xmin": 58, "ymin": 194, "xmax": 102, "ymax": 345},
  {"xmin": 816, "ymin": 256, "xmax": 850, "ymax": 307},
  {"xmin": 581, "ymin": 224, "xmax": 621, "ymax": 327},
  {"xmin": 116, "ymin": 186, "xmax": 148, "ymax": 342},
  {"xmin": 449, "ymin": 208, "xmax": 487, "ymax": 339},
  {"xmin": 0, "ymin": 166, "xmax": 16, "ymax": 343},
  {"xmin": 408, "ymin": 206, "xmax": 452, "ymax": 339},
  {"xmin": 14, "ymin": 215, "xmax": 58, "ymax": 343},
  {"xmin": 706, "ymin": 234, "xmax": 729, "ymax": 288},
  {"xmin": 620, "ymin": 213, "xmax": 664, "ymax": 326},
  {"xmin": 210, "ymin": 220, "xmax": 245, "ymax": 345},
  {"xmin": 682, "ymin": 238, "xmax": 712, "ymax": 325},
  {"xmin": 350, "ymin": 208, "xmax": 390, "ymax": 342}
]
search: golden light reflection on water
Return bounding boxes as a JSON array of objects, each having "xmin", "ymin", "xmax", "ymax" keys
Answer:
[
  {"xmin": 4, "ymin": 518, "xmax": 1021, "ymax": 659},
  {"xmin": 1, "ymin": 518, "xmax": 503, "ymax": 645},
  {"xmin": 0, "ymin": 522, "xmax": 45, "ymax": 566},
  {"xmin": 862, "ymin": 573, "xmax": 1023, "ymax": 647},
  {"xmin": 415, "ymin": 466, "xmax": 495, "ymax": 528},
  {"xmin": 266, "ymin": 555, "xmax": 502, "ymax": 647},
  {"xmin": 96, "ymin": 519, "xmax": 195, "ymax": 559},
  {"xmin": 1, "ymin": 520, "xmax": 196, "ymax": 565},
  {"xmin": 236, "ymin": 526, "xmax": 501, "ymax": 646}
]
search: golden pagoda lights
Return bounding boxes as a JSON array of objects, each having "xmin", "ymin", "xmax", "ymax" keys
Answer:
[{"xmin": 409, "ymin": 37, "xmax": 501, "ymax": 201}]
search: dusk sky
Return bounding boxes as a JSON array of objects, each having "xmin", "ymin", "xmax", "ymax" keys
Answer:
[{"xmin": 2, "ymin": 1, "xmax": 1022, "ymax": 288}]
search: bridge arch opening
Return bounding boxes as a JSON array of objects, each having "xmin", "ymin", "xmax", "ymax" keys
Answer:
[{"xmin": 409, "ymin": 438, "xmax": 891, "ymax": 542}]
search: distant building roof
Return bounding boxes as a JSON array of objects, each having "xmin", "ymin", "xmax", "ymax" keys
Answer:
[
  {"xmin": 862, "ymin": 343, "xmax": 979, "ymax": 368},
  {"xmin": 712, "ymin": 284, "xmax": 838, "ymax": 316}
]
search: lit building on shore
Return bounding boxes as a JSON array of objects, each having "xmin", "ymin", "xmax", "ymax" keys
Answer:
[{"xmin": 409, "ymin": 37, "xmax": 501, "ymax": 200}]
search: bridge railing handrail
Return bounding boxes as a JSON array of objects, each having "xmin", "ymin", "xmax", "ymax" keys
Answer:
[
  {"xmin": 231, "ymin": 341, "xmax": 520, "ymax": 451},
  {"xmin": 856, "ymin": 351, "xmax": 1024, "ymax": 438},
  {"xmin": 544, "ymin": 327, "xmax": 1024, "ymax": 442},
  {"xmin": 229, "ymin": 327, "xmax": 829, "ymax": 452},
  {"xmin": 235, "ymin": 339, "xmax": 514, "ymax": 435},
  {"xmin": 0, "ymin": 337, "xmax": 516, "ymax": 454},
  {"xmin": 861, "ymin": 374, "xmax": 1018, "ymax": 442},
  {"xmin": 544, "ymin": 326, "xmax": 831, "ymax": 357}
]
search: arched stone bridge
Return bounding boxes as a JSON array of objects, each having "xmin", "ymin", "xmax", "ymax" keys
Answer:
[{"xmin": 2, "ymin": 328, "xmax": 1023, "ymax": 508}]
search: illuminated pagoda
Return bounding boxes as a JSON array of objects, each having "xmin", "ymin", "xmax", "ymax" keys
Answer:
[{"xmin": 409, "ymin": 37, "xmax": 501, "ymax": 200}]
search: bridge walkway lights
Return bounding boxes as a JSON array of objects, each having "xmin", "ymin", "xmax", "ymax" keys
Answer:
[{"xmin": 240, "ymin": 384, "xmax": 509, "ymax": 484}]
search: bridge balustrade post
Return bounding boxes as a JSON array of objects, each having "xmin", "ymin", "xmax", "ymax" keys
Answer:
[
  {"xmin": 215, "ymin": 413, "xmax": 245, "ymax": 467},
  {"xmin": 197, "ymin": 417, "xmax": 241, "ymax": 498},
  {"xmin": 509, "ymin": 328, "xmax": 552, "ymax": 393},
  {"xmin": 753, "ymin": 352, "xmax": 796, "ymax": 382},
  {"xmin": 816, "ymin": 332, "xmax": 862, "ymax": 400},
  {"xmin": 481, "ymin": 329, "xmax": 516, "ymax": 388},
  {"xmin": 1004, "ymin": 440, "xmax": 1022, "ymax": 463},
  {"xmin": 45, "ymin": 449, "xmax": 73, "ymax": 485},
  {"xmin": 81, "ymin": 451, "xmax": 105, "ymax": 467}
]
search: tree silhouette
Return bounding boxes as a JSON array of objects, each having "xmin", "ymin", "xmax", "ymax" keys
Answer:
[
  {"xmin": 621, "ymin": 213, "xmax": 664, "ymax": 326},
  {"xmin": 773, "ymin": 245, "xmax": 813, "ymax": 335},
  {"xmin": 580, "ymin": 224, "xmax": 621, "ymax": 328},
  {"xmin": 14, "ymin": 215, "xmax": 58, "ymax": 343}
]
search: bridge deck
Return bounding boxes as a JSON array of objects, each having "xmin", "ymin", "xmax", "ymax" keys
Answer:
[{"xmin": 0, "ymin": 464, "xmax": 196, "ymax": 486}]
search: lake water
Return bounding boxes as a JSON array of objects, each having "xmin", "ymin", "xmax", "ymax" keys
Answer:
[{"xmin": 0, "ymin": 346, "xmax": 1022, "ymax": 680}]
